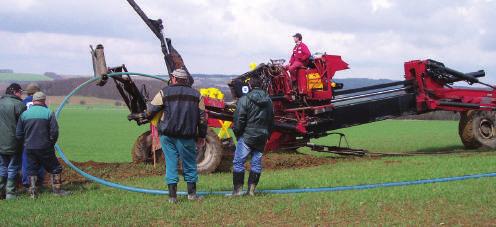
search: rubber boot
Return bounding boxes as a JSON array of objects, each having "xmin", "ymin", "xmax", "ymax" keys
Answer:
[
  {"xmin": 230, "ymin": 171, "xmax": 245, "ymax": 197},
  {"xmin": 51, "ymin": 174, "xmax": 70, "ymax": 196},
  {"xmin": 29, "ymin": 176, "xmax": 38, "ymax": 199},
  {"xmin": 167, "ymin": 184, "xmax": 178, "ymax": 204},
  {"xmin": 245, "ymin": 171, "xmax": 261, "ymax": 196},
  {"xmin": 0, "ymin": 177, "xmax": 6, "ymax": 200},
  {"xmin": 187, "ymin": 182, "xmax": 203, "ymax": 201},
  {"xmin": 6, "ymin": 179, "xmax": 17, "ymax": 200}
]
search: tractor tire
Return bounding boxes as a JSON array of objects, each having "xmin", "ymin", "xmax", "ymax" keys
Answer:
[
  {"xmin": 131, "ymin": 128, "xmax": 224, "ymax": 173},
  {"xmin": 196, "ymin": 128, "xmax": 224, "ymax": 173},
  {"xmin": 131, "ymin": 131, "xmax": 153, "ymax": 164},
  {"xmin": 459, "ymin": 110, "xmax": 496, "ymax": 149}
]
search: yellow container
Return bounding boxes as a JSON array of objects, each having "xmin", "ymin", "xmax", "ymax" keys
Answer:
[
  {"xmin": 307, "ymin": 73, "xmax": 324, "ymax": 91},
  {"xmin": 200, "ymin": 87, "xmax": 225, "ymax": 100}
]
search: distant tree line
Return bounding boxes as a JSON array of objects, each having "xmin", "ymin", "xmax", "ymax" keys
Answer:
[
  {"xmin": 44, "ymin": 72, "xmax": 63, "ymax": 80},
  {"xmin": 11, "ymin": 77, "xmax": 234, "ymax": 102},
  {"xmin": 0, "ymin": 69, "xmax": 14, "ymax": 73}
]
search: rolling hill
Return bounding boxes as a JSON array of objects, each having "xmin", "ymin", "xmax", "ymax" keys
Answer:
[{"xmin": 0, "ymin": 73, "xmax": 53, "ymax": 82}]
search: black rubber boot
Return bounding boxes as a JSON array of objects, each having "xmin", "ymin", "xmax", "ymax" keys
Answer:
[
  {"xmin": 0, "ymin": 177, "xmax": 6, "ymax": 200},
  {"xmin": 29, "ymin": 176, "xmax": 38, "ymax": 199},
  {"xmin": 51, "ymin": 174, "xmax": 70, "ymax": 196},
  {"xmin": 5, "ymin": 179, "xmax": 17, "ymax": 200},
  {"xmin": 246, "ymin": 171, "xmax": 261, "ymax": 196},
  {"xmin": 187, "ymin": 182, "xmax": 203, "ymax": 201},
  {"xmin": 231, "ymin": 171, "xmax": 245, "ymax": 197},
  {"xmin": 167, "ymin": 183, "xmax": 178, "ymax": 204}
]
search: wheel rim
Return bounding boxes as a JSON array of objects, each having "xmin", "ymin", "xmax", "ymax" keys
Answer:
[{"xmin": 479, "ymin": 119, "xmax": 495, "ymax": 139}]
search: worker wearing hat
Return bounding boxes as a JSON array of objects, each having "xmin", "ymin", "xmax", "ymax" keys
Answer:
[
  {"xmin": 287, "ymin": 33, "xmax": 311, "ymax": 75},
  {"xmin": 16, "ymin": 92, "xmax": 70, "ymax": 198},
  {"xmin": 20, "ymin": 83, "xmax": 46, "ymax": 190},
  {"xmin": 23, "ymin": 83, "xmax": 41, "ymax": 109},
  {"xmin": 129, "ymin": 68, "xmax": 207, "ymax": 203},
  {"xmin": 0, "ymin": 83, "xmax": 27, "ymax": 200}
]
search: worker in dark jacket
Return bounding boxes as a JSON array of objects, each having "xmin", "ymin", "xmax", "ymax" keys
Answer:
[
  {"xmin": 16, "ymin": 92, "xmax": 69, "ymax": 198},
  {"xmin": 131, "ymin": 69, "xmax": 207, "ymax": 203},
  {"xmin": 0, "ymin": 83, "xmax": 26, "ymax": 200},
  {"xmin": 21, "ymin": 83, "xmax": 46, "ymax": 190},
  {"xmin": 231, "ymin": 77, "xmax": 274, "ymax": 196},
  {"xmin": 287, "ymin": 33, "xmax": 311, "ymax": 75}
]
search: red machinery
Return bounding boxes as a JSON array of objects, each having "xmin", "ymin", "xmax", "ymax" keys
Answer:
[
  {"xmin": 204, "ymin": 56, "xmax": 496, "ymax": 152},
  {"xmin": 95, "ymin": 1, "xmax": 496, "ymax": 173}
]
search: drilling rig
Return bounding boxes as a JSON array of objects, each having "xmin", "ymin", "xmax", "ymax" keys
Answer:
[{"xmin": 92, "ymin": 1, "xmax": 496, "ymax": 173}]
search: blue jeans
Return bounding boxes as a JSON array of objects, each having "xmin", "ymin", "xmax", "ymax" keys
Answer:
[
  {"xmin": 22, "ymin": 149, "xmax": 45, "ymax": 187},
  {"xmin": 160, "ymin": 135, "xmax": 198, "ymax": 184},
  {"xmin": 0, "ymin": 153, "xmax": 21, "ymax": 180},
  {"xmin": 233, "ymin": 137, "xmax": 263, "ymax": 173}
]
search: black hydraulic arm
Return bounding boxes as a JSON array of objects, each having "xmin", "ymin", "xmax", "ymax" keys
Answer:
[
  {"xmin": 126, "ymin": 0, "xmax": 189, "ymax": 75},
  {"xmin": 426, "ymin": 59, "xmax": 493, "ymax": 89}
]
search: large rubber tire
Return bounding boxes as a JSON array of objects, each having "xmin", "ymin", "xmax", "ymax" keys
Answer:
[
  {"xmin": 196, "ymin": 128, "xmax": 224, "ymax": 173},
  {"xmin": 131, "ymin": 129, "xmax": 224, "ymax": 173},
  {"xmin": 131, "ymin": 131, "xmax": 153, "ymax": 164},
  {"xmin": 459, "ymin": 110, "xmax": 496, "ymax": 149}
]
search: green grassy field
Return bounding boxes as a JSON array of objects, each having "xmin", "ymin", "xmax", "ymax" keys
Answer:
[
  {"xmin": 0, "ymin": 73, "xmax": 52, "ymax": 82},
  {"xmin": 55, "ymin": 106, "xmax": 463, "ymax": 162},
  {"xmin": 56, "ymin": 106, "xmax": 147, "ymax": 162},
  {"xmin": 1, "ymin": 106, "xmax": 495, "ymax": 225}
]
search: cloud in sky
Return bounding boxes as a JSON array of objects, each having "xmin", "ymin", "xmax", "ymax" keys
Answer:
[{"xmin": 0, "ymin": 0, "xmax": 495, "ymax": 82}]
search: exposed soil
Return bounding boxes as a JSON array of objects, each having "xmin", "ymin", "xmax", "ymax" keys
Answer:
[
  {"xmin": 54, "ymin": 150, "xmax": 491, "ymax": 185},
  {"xmin": 60, "ymin": 152, "xmax": 346, "ymax": 185}
]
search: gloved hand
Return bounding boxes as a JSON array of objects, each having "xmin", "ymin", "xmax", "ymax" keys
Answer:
[
  {"xmin": 127, "ymin": 112, "xmax": 145, "ymax": 121},
  {"xmin": 127, "ymin": 112, "xmax": 149, "ymax": 125}
]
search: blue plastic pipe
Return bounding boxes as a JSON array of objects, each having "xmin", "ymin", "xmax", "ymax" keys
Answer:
[{"xmin": 54, "ymin": 72, "xmax": 496, "ymax": 196}]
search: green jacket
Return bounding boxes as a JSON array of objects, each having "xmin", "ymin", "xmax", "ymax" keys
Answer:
[
  {"xmin": 233, "ymin": 88, "xmax": 274, "ymax": 151},
  {"xmin": 0, "ymin": 95, "xmax": 26, "ymax": 155}
]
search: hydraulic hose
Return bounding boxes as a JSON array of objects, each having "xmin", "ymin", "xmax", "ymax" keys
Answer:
[{"xmin": 55, "ymin": 72, "xmax": 496, "ymax": 196}]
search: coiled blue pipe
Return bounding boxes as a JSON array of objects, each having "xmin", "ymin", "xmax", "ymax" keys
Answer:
[{"xmin": 54, "ymin": 72, "xmax": 496, "ymax": 196}]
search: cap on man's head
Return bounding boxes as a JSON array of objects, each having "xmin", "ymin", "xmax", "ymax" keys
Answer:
[
  {"xmin": 32, "ymin": 92, "xmax": 47, "ymax": 101},
  {"xmin": 5, "ymin": 83, "xmax": 23, "ymax": 95},
  {"xmin": 293, "ymin": 33, "xmax": 302, "ymax": 40},
  {"xmin": 26, "ymin": 83, "xmax": 41, "ymax": 95},
  {"xmin": 171, "ymin": 69, "xmax": 189, "ymax": 79}
]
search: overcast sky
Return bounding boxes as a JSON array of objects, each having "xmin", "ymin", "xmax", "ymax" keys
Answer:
[{"xmin": 0, "ymin": 0, "xmax": 495, "ymax": 82}]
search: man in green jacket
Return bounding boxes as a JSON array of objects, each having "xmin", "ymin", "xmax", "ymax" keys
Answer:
[
  {"xmin": 0, "ymin": 83, "xmax": 26, "ymax": 200},
  {"xmin": 231, "ymin": 77, "xmax": 274, "ymax": 196}
]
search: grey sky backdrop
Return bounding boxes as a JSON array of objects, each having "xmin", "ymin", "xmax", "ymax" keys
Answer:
[{"xmin": 0, "ymin": 0, "xmax": 495, "ymax": 82}]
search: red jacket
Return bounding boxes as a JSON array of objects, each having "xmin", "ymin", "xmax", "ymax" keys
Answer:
[{"xmin": 289, "ymin": 41, "xmax": 311, "ymax": 65}]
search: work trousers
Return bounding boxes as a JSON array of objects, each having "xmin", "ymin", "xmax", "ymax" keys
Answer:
[
  {"xmin": 22, "ymin": 148, "xmax": 45, "ymax": 187},
  {"xmin": 233, "ymin": 137, "xmax": 263, "ymax": 174},
  {"xmin": 288, "ymin": 61, "xmax": 304, "ymax": 75},
  {"xmin": 25, "ymin": 149, "xmax": 63, "ymax": 176},
  {"xmin": 0, "ymin": 153, "xmax": 21, "ymax": 180},
  {"xmin": 160, "ymin": 135, "xmax": 198, "ymax": 184}
]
